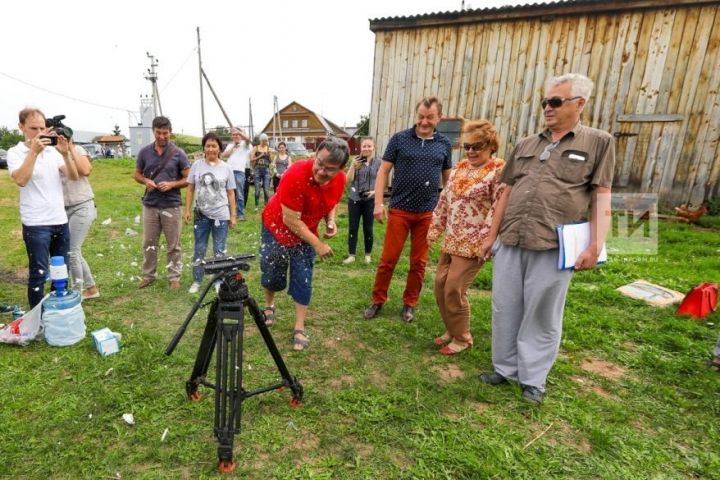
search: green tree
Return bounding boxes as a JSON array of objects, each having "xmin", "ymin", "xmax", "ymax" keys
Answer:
[
  {"xmin": 112, "ymin": 124, "xmax": 121, "ymax": 136},
  {"xmin": 0, "ymin": 126, "xmax": 23, "ymax": 150},
  {"xmin": 355, "ymin": 115, "xmax": 369, "ymax": 137}
]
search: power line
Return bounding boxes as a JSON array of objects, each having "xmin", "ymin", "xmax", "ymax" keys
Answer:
[
  {"xmin": 0, "ymin": 70, "xmax": 133, "ymax": 114},
  {"xmin": 160, "ymin": 47, "xmax": 197, "ymax": 93}
]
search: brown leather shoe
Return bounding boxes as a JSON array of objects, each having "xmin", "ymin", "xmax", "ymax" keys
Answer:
[
  {"xmin": 169, "ymin": 280, "xmax": 181, "ymax": 289},
  {"xmin": 137, "ymin": 278, "xmax": 155, "ymax": 289}
]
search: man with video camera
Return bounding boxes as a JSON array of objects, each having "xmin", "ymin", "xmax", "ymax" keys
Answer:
[{"xmin": 7, "ymin": 108, "xmax": 80, "ymax": 308}]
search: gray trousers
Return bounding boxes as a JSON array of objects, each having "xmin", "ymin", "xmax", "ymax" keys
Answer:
[
  {"xmin": 491, "ymin": 243, "xmax": 573, "ymax": 391},
  {"xmin": 66, "ymin": 199, "xmax": 97, "ymax": 289},
  {"xmin": 142, "ymin": 205, "xmax": 183, "ymax": 281}
]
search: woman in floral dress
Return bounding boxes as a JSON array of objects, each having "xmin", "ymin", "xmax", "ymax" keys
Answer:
[{"xmin": 427, "ymin": 120, "xmax": 505, "ymax": 355}]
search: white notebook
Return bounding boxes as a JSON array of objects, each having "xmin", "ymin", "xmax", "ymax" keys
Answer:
[{"xmin": 556, "ymin": 222, "xmax": 607, "ymax": 270}]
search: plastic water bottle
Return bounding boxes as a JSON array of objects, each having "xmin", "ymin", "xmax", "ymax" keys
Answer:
[
  {"xmin": 12, "ymin": 305, "xmax": 24, "ymax": 320},
  {"xmin": 43, "ymin": 256, "xmax": 86, "ymax": 346}
]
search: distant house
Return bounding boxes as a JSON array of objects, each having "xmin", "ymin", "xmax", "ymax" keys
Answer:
[
  {"xmin": 259, "ymin": 101, "xmax": 349, "ymax": 151},
  {"xmin": 94, "ymin": 135, "xmax": 127, "ymax": 157}
]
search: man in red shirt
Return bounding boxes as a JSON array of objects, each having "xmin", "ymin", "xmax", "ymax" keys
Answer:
[{"xmin": 260, "ymin": 137, "xmax": 348, "ymax": 351}]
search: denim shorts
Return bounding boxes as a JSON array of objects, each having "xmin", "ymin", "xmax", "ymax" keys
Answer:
[{"xmin": 259, "ymin": 225, "xmax": 316, "ymax": 305}]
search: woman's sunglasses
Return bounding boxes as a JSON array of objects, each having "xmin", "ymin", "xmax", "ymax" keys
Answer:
[
  {"xmin": 462, "ymin": 142, "xmax": 487, "ymax": 151},
  {"xmin": 541, "ymin": 96, "xmax": 582, "ymax": 109}
]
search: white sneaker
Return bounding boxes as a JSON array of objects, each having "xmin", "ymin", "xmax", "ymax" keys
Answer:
[
  {"xmin": 364, "ymin": 255, "xmax": 372, "ymax": 264},
  {"xmin": 342, "ymin": 255, "xmax": 356, "ymax": 264},
  {"xmin": 188, "ymin": 282, "xmax": 201, "ymax": 294}
]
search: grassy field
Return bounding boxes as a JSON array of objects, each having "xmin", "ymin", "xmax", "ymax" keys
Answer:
[{"xmin": 1, "ymin": 158, "xmax": 719, "ymax": 479}]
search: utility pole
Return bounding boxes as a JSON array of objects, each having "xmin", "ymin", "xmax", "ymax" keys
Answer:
[
  {"xmin": 248, "ymin": 98, "xmax": 254, "ymax": 140},
  {"xmin": 145, "ymin": 52, "xmax": 162, "ymax": 117},
  {"xmin": 197, "ymin": 27, "xmax": 206, "ymax": 136},
  {"xmin": 272, "ymin": 95, "xmax": 283, "ymax": 143}
]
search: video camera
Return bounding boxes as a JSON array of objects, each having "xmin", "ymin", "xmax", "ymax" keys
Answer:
[{"xmin": 41, "ymin": 115, "xmax": 74, "ymax": 146}]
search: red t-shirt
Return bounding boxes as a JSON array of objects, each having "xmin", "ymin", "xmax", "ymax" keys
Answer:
[{"xmin": 263, "ymin": 158, "xmax": 346, "ymax": 246}]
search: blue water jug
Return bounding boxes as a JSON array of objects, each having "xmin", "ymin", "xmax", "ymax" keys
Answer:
[{"xmin": 43, "ymin": 257, "xmax": 86, "ymax": 346}]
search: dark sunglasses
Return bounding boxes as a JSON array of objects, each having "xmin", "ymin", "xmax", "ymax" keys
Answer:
[
  {"xmin": 462, "ymin": 142, "xmax": 486, "ymax": 151},
  {"xmin": 541, "ymin": 96, "xmax": 582, "ymax": 109}
]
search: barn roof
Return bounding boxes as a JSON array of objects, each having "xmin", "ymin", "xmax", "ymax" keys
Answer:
[{"xmin": 369, "ymin": 0, "xmax": 717, "ymax": 31}]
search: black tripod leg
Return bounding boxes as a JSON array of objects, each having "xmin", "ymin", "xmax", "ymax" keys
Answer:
[
  {"xmin": 246, "ymin": 297, "xmax": 304, "ymax": 404},
  {"xmin": 186, "ymin": 300, "xmax": 220, "ymax": 400},
  {"xmin": 215, "ymin": 311, "xmax": 244, "ymax": 473}
]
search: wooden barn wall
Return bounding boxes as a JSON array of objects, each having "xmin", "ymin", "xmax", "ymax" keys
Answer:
[{"xmin": 369, "ymin": 5, "xmax": 720, "ymax": 206}]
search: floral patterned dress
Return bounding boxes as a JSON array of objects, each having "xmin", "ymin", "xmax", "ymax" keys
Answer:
[{"xmin": 427, "ymin": 158, "xmax": 505, "ymax": 258}]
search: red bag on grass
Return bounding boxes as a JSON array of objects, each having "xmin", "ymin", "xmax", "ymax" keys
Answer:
[{"xmin": 676, "ymin": 283, "xmax": 718, "ymax": 320}]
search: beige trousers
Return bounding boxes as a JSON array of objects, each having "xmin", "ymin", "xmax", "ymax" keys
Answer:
[
  {"xmin": 142, "ymin": 205, "xmax": 183, "ymax": 282},
  {"xmin": 434, "ymin": 252, "xmax": 484, "ymax": 345}
]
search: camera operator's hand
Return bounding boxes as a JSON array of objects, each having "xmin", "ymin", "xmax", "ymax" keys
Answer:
[
  {"xmin": 314, "ymin": 242, "xmax": 333, "ymax": 259},
  {"xmin": 55, "ymin": 135, "xmax": 70, "ymax": 156},
  {"xmin": 30, "ymin": 131, "xmax": 52, "ymax": 154}
]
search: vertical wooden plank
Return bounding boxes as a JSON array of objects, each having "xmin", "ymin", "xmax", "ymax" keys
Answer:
[
  {"xmin": 570, "ymin": 16, "xmax": 587, "ymax": 73},
  {"xmin": 527, "ymin": 20, "xmax": 552, "ymax": 135},
  {"xmin": 666, "ymin": 6, "xmax": 716, "ymax": 203},
  {"xmin": 554, "ymin": 17, "xmax": 570, "ymax": 74},
  {"xmin": 438, "ymin": 27, "xmax": 458, "ymax": 112},
  {"xmin": 466, "ymin": 23, "xmax": 486, "ymax": 119},
  {"xmin": 390, "ymin": 31, "xmax": 409, "ymax": 135},
  {"xmin": 479, "ymin": 21, "xmax": 501, "ymax": 120},
  {"xmin": 617, "ymin": 11, "xmax": 656, "ymax": 187},
  {"xmin": 545, "ymin": 17, "xmax": 564, "ymax": 77},
  {"xmin": 423, "ymin": 28, "xmax": 439, "ymax": 99},
  {"xmin": 490, "ymin": 21, "xmax": 510, "ymax": 136},
  {"xmin": 684, "ymin": 7, "xmax": 720, "ymax": 205},
  {"xmin": 512, "ymin": 20, "xmax": 534, "ymax": 141},
  {"xmin": 448, "ymin": 26, "xmax": 469, "ymax": 116},
  {"xmin": 501, "ymin": 23, "xmax": 523, "ymax": 146},
  {"xmin": 380, "ymin": 31, "xmax": 397, "ymax": 152},
  {"xmin": 601, "ymin": 13, "xmax": 632, "ymax": 135},
  {"xmin": 578, "ymin": 14, "xmax": 596, "ymax": 75},
  {"xmin": 456, "ymin": 24, "xmax": 477, "ymax": 119},
  {"xmin": 591, "ymin": 14, "xmax": 619, "ymax": 128},
  {"xmin": 519, "ymin": 20, "xmax": 542, "ymax": 139},
  {"xmin": 430, "ymin": 27, "xmax": 446, "ymax": 95},
  {"xmin": 409, "ymin": 29, "xmax": 425, "ymax": 125},
  {"xmin": 369, "ymin": 33, "xmax": 386, "ymax": 143}
]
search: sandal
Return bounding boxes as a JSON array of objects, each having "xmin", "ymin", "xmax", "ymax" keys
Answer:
[
  {"xmin": 263, "ymin": 305, "xmax": 276, "ymax": 326},
  {"xmin": 292, "ymin": 329, "xmax": 310, "ymax": 351},
  {"xmin": 433, "ymin": 332, "xmax": 452, "ymax": 346},
  {"xmin": 439, "ymin": 340, "xmax": 473, "ymax": 356}
]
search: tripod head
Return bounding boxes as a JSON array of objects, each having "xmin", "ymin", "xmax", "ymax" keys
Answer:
[{"xmin": 165, "ymin": 254, "xmax": 255, "ymax": 355}]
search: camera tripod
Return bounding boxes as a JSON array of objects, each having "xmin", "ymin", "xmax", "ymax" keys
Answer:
[{"xmin": 166, "ymin": 254, "xmax": 303, "ymax": 473}]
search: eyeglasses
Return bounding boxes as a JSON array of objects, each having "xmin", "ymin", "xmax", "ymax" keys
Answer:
[
  {"xmin": 541, "ymin": 96, "xmax": 582, "ymax": 109},
  {"xmin": 314, "ymin": 157, "xmax": 341, "ymax": 174},
  {"xmin": 539, "ymin": 141, "xmax": 560, "ymax": 161},
  {"xmin": 462, "ymin": 142, "xmax": 487, "ymax": 151}
]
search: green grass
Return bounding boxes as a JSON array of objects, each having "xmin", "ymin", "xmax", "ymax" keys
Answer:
[{"xmin": 1, "ymin": 159, "xmax": 719, "ymax": 479}]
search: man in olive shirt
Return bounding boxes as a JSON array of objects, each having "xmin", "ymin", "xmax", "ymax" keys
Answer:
[{"xmin": 478, "ymin": 73, "xmax": 614, "ymax": 405}]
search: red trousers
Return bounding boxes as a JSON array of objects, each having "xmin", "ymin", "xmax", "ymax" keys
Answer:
[{"xmin": 372, "ymin": 209, "xmax": 433, "ymax": 306}]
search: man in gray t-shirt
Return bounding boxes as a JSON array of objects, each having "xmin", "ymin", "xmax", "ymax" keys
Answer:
[{"xmin": 132, "ymin": 116, "xmax": 190, "ymax": 290}]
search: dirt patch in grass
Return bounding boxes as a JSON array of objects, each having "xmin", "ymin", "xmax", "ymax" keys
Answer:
[
  {"xmin": 467, "ymin": 288, "xmax": 492, "ymax": 298},
  {"xmin": 547, "ymin": 422, "xmax": 593, "ymax": 453},
  {"xmin": 580, "ymin": 357, "xmax": 625, "ymax": 380},
  {"xmin": 369, "ymin": 370, "xmax": 390, "ymax": 388},
  {"xmin": 328, "ymin": 374, "xmax": 356, "ymax": 389},
  {"xmin": 570, "ymin": 375, "xmax": 616, "ymax": 399},
  {"xmin": 470, "ymin": 401, "xmax": 492, "ymax": 414},
  {"xmin": 433, "ymin": 363, "xmax": 466, "ymax": 383},
  {"xmin": 622, "ymin": 341, "xmax": 638, "ymax": 352},
  {"xmin": 0, "ymin": 267, "xmax": 27, "ymax": 285}
]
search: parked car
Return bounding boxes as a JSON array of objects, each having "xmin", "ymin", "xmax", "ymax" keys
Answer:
[
  {"xmin": 285, "ymin": 141, "xmax": 310, "ymax": 159},
  {"xmin": 0, "ymin": 148, "xmax": 7, "ymax": 169},
  {"xmin": 82, "ymin": 143, "xmax": 103, "ymax": 159}
]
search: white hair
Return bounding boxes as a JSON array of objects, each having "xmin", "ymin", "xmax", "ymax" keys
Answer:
[
  {"xmin": 259, "ymin": 133, "xmax": 269, "ymax": 141},
  {"xmin": 545, "ymin": 73, "xmax": 594, "ymax": 100}
]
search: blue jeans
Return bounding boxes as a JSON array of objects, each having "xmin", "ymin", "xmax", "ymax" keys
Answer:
[
  {"xmin": 22, "ymin": 223, "xmax": 70, "ymax": 308},
  {"xmin": 192, "ymin": 212, "xmax": 229, "ymax": 283},
  {"xmin": 254, "ymin": 166, "xmax": 271, "ymax": 206},
  {"xmin": 259, "ymin": 225, "xmax": 315, "ymax": 305},
  {"xmin": 233, "ymin": 170, "xmax": 245, "ymax": 217}
]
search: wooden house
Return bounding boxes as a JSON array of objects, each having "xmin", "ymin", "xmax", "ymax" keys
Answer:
[
  {"xmin": 368, "ymin": 0, "xmax": 720, "ymax": 206},
  {"xmin": 259, "ymin": 101, "xmax": 349, "ymax": 151}
]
